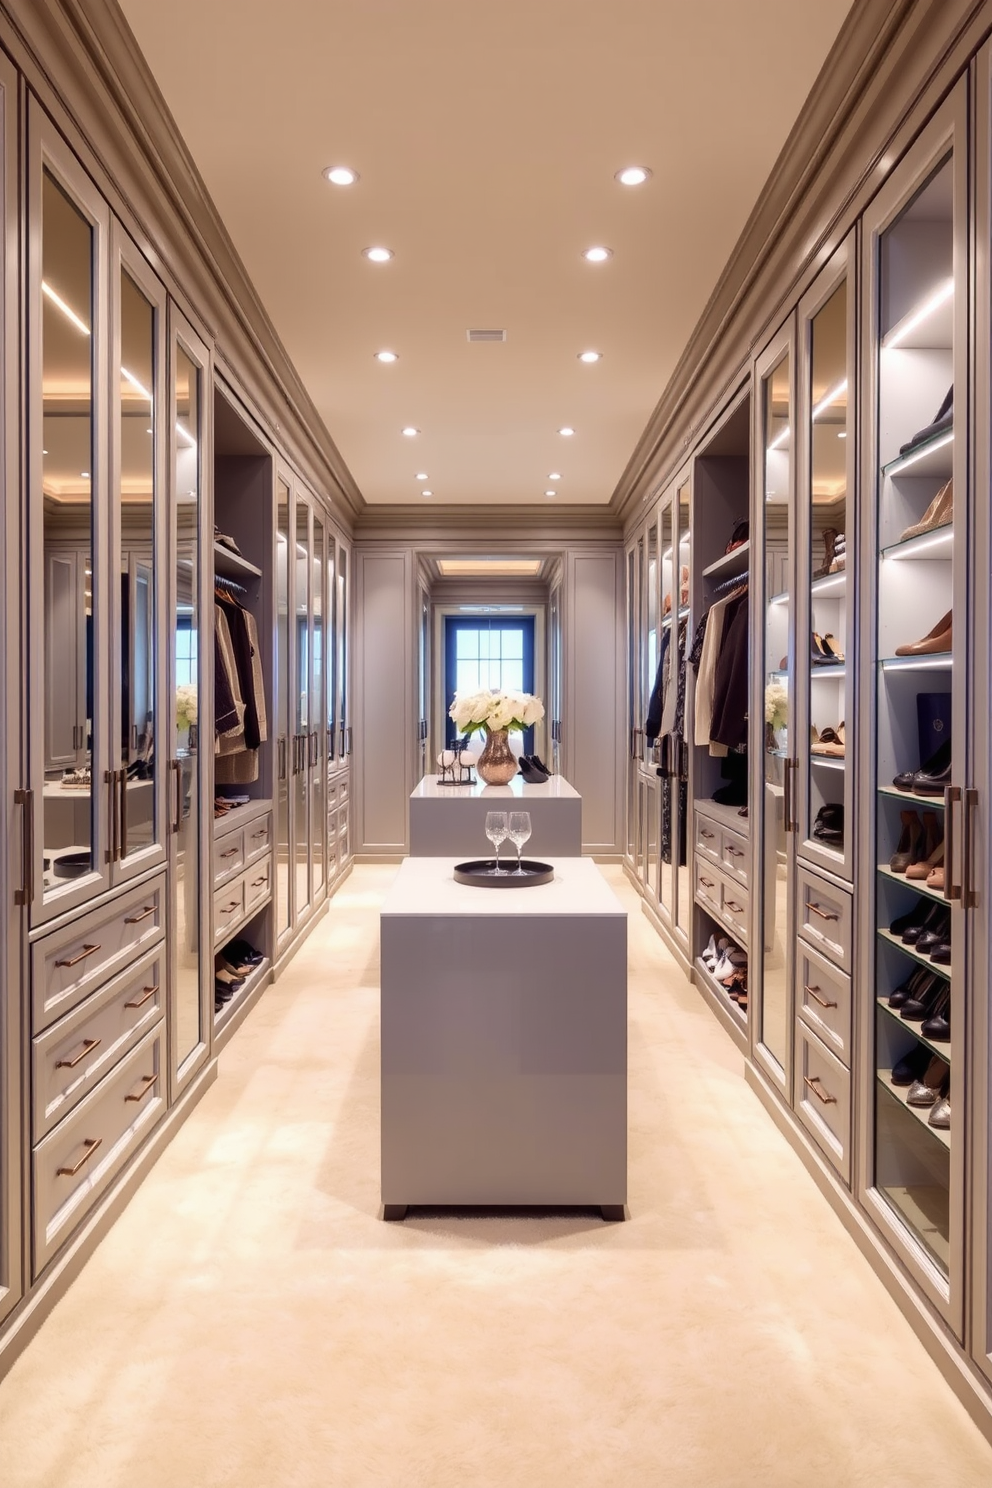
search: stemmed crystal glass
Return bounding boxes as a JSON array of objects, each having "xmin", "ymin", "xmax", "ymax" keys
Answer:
[
  {"xmin": 508, "ymin": 812, "xmax": 532, "ymax": 873},
  {"xmin": 484, "ymin": 811, "xmax": 509, "ymax": 874}
]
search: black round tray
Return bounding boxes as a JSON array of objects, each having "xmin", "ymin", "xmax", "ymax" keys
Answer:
[{"xmin": 453, "ymin": 858, "xmax": 554, "ymax": 888}]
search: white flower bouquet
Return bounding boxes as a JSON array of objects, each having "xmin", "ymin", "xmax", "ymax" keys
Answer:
[
  {"xmin": 764, "ymin": 678, "xmax": 788, "ymax": 732},
  {"xmin": 176, "ymin": 683, "xmax": 198, "ymax": 732},
  {"xmin": 448, "ymin": 688, "xmax": 545, "ymax": 737}
]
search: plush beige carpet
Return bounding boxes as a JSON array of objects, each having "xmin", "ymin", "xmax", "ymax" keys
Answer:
[{"xmin": 2, "ymin": 864, "xmax": 992, "ymax": 1486}]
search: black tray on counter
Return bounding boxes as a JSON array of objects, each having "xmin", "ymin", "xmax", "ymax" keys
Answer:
[{"xmin": 453, "ymin": 859, "xmax": 554, "ymax": 888}]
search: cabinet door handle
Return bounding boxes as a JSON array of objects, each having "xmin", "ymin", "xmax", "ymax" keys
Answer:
[
  {"xmin": 963, "ymin": 787, "xmax": 978, "ymax": 910},
  {"xmin": 57, "ymin": 1136, "xmax": 102, "ymax": 1177},
  {"xmin": 119, "ymin": 767, "xmax": 128, "ymax": 860},
  {"xmin": 804, "ymin": 983, "xmax": 837, "ymax": 1010},
  {"xmin": 55, "ymin": 942, "xmax": 102, "ymax": 969},
  {"xmin": 124, "ymin": 904, "xmax": 156, "ymax": 924},
  {"xmin": 807, "ymin": 902, "xmax": 839, "ymax": 922},
  {"xmin": 14, "ymin": 787, "xmax": 33, "ymax": 907},
  {"xmin": 803, "ymin": 1075, "xmax": 837, "ymax": 1105},
  {"xmin": 124, "ymin": 984, "xmax": 159, "ymax": 1010},
  {"xmin": 219, "ymin": 847, "xmax": 239, "ymax": 859},
  {"xmin": 944, "ymin": 785, "xmax": 961, "ymax": 902},
  {"xmin": 171, "ymin": 759, "xmax": 182, "ymax": 835},
  {"xmin": 346, "ymin": 727, "xmax": 352, "ymax": 755},
  {"xmin": 125, "ymin": 1072, "xmax": 158, "ymax": 1104},
  {"xmin": 105, "ymin": 769, "xmax": 118, "ymax": 864},
  {"xmin": 56, "ymin": 1036, "xmax": 101, "ymax": 1070}
]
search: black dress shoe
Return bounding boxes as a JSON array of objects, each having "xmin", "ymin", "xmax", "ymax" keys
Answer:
[
  {"xmin": 518, "ymin": 758, "xmax": 547, "ymax": 784},
  {"xmin": 901, "ymin": 901, "xmax": 946, "ymax": 945},
  {"xmin": 893, "ymin": 737, "xmax": 951, "ymax": 793},
  {"xmin": 891, "ymin": 1044, "xmax": 930, "ymax": 1085},
  {"xmin": 921, "ymin": 987, "xmax": 951, "ymax": 1040},
  {"xmin": 887, "ymin": 965, "xmax": 930, "ymax": 1009},
  {"xmin": 890, "ymin": 900, "xmax": 930, "ymax": 937},
  {"xmin": 929, "ymin": 940, "xmax": 952, "ymax": 965},
  {"xmin": 912, "ymin": 760, "xmax": 952, "ymax": 796},
  {"xmin": 916, "ymin": 908, "xmax": 951, "ymax": 953},
  {"xmin": 529, "ymin": 754, "xmax": 552, "ymax": 776},
  {"xmin": 900, "ymin": 973, "xmax": 944, "ymax": 1021}
]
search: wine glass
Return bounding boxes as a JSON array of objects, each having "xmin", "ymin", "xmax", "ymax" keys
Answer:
[
  {"xmin": 508, "ymin": 812, "xmax": 532, "ymax": 873},
  {"xmin": 484, "ymin": 811, "xmax": 509, "ymax": 873}
]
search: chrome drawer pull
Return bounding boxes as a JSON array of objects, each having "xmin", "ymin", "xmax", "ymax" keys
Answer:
[
  {"xmin": 725, "ymin": 844, "xmax": 744, "ymax": 857},
  {"xmin": 57, "ymin": 1136, "xmax": 102, "ymax": 1177},
  {"xmin": 804, "ymin": 983, "xmax": 837, "ymax": 1010},
  {"xmin": 808, "ymin": 902, "xmax": 839, "ymax": 922},
  {"xmin": 125, "ymin": 1073, "xmax": 157, "ymax": 1104},
  {"xmin": 56, "ymin": 1036, "xmax": 101, "ymax": 1070},
  {"xmin": 251, "ymin": 876, "xmax": 268, "ymax": 888},
  {"xmin": 124, "ymin": 984, "xmax": 159, "ymax": 1010},
  {"xmin": 251, "ymin": 829, "xmax": 267, "ymax": 840},
  {"xmin": 124, "ymin": 905, "xmax": 155, "ymax": 924},
  {"xmin": 700, "ymin": 828, "xmax": 715, "ymax": 840},
  {"xmin": 803, "ymin": 1075, "xmax": 837, "ymax": 1105},
  {"xmin": 726, "ymin": 900, "xmax": 745, "ymax": 914},
  {"xmin": 219, "ymin": 847, "xmax": 239, "ymax": 859},
  {"xmin": 700, "ymin": 876, "xmax": 715, "ymax": 888},
  {"xmin": 55, "ymin": 942, "xmax": 102, "ymax": 969},
  {"xmin": 220, "ymin": 901, "xmax": 240, "ymax": 914}
]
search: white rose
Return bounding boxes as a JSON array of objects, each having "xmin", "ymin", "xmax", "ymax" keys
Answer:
[{"xmin": 521, "ymin": 695, "xmax": 544, "ymax": 726}]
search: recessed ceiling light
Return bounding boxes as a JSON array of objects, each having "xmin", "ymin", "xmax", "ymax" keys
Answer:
[
  {"xmin": 364, "ymin": 246, "xmax": 393, "ymax": 263},
  {"xmin": 616, "ymin": 166, "xmax": 652, "ymax": 186},
  {"xmin": 402, "ymin": 427, "xmax": 420, "ymax": 437},
  {"xmin": 583, "ymin": 246, "xmax": 612, "ymax": 263},
  {"xmin": 548, "ymin": 472, "xmax": 561, "ymax": 480},
  {"xmin": 545, "ymin": 490, "xmax": 557, "ymax": 497},
  {"xmin": 558, "ymin": 427, "xmax": 575, "ymax": 437},
  {"xmin": 578, "ymin": 350, "xmax": 602, "ymax": 363},
  {"xmin": 375, "ymin": 350, "xmax": 398, "ymax": 363},
  {"xmin": 421, "ymin": 489, "xmax": 433, "ymax": 497},
  {"xmin": 80, "ymin": 471, "xmax": 90, "ymax": 478},
  {"xmin": 415, "ymin": 472, "xmax": 428, "ymax": 480},
  {"xmin": 837, "ymin": 431, "xmax": 847, "ymax": 439},
  {"xmin": 324, "ymin": 165, "xmax": 359, "ymax": 186}
]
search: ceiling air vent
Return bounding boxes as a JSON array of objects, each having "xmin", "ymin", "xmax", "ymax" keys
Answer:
[{"xmin": 467, "ymin": 329, "xmax": 507, "ymax": 342}]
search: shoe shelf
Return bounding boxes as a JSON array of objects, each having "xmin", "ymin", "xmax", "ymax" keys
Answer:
[
  {"xmin": 879, "ymin": 654, "xmax": 953, "ymax": 673},
  {"xmin": 877, "ymin": 863, "xmax": 945, "ymax": 904},
  {"xmin": 876, "ymin": 927, "xmax": 951, "ymax": 979},
  {"xmin": 878, "ymin": 784, "xmax": 947, "ymax": 809},
  {"xmin": 811, "ymin": 666, "xmax": 846, "ymax": 679},
  {"xmin": 694, "ymin": 955, "xmax": 747, "ymax": 1026},
  {"xmin": 876, "ymin": 997, "xmax": 952, "ymax": 1066},
  {"xmin": 214, "ymin": 956, "xmax": 270, "ymax": 1028},
  {"xmin": 880, "ymin": 526, "xmax": 953, "ymax": 564},
  {"xmin": 877, "ymin": 1069, "xmax": 951, "ymax": 1151},
  {"xmin": 811, "ymin": 755, "xmax": 845, "ymax": 771},
  {"xmin": 881, "ymin": 427, "xmax": 954, "ymax": 480},
  {"xmin": 702, "ymin": 541, "xmax": 749, "ymax": 582},
  {"xmin": 810, "ymin": 571, "xmax": 847, "ymax": 598}
]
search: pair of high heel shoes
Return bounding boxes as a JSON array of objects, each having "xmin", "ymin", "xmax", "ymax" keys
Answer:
[
  {"xmin": 890, "ymin": 809, "xmax": 944, "ymax": 888},
  {"xmin": 518, "ymin": 754, "xmax": 552, "ymax": 784},
  {"xmin": 898, "ymin": 478, "xmax": 953, "ymax": 543},
  {"xmin": 701, "ymin": 934, "xmax": 748, "ymax": 1006},
  {"xmin": 889, "ymin": 899, "xmax": 951, "ymax": 964},
  {"xmin": 888, "ymin": 966, "xmax": 950, "ymax": 1038},
  {"xmin": 215, "ymin": 939, "xmax": 264, "ymax": 1011},
  {"xmin": 891, "ymin": 1046, "xmax": 951, "ymax": 1127},
  {"xmin": 812, "ymin": 632, "xmax": 844, "ymax": 665},
  {"xmin": 895, "ymin": 609, "xmax": 952, "ymax": 658},
  {"xmin": 811, "ymin": 722, "xmax": 845, "ymax": 757}
]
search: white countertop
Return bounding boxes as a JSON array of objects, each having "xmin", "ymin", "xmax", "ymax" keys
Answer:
[
  {"xmin": 411, "ymin": 773, "xmax": 580, "ymax": 802},
  {"xmin": 382, "ymin": 856, "xmax": 624, "ymax": 918}
]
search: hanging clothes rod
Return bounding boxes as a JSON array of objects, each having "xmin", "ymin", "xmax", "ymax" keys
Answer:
[
  {"xmin": 214, "ymin": 573, "xmax": 248, "ymax": 597},
  {"xmin": 711, "ymin": 570, "xmax": 749, "ymax": 597}
]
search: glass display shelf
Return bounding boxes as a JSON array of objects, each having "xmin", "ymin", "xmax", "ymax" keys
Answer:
[
  {"xmin": 882, "ymin": 427, "xmax": 953, "ymax": 480},
  {"xmin": 878, "ymin": 784, "xmax": 948, "ymax": 808},
  {"xmin": 810, "ymin": 754, "xmax": 846, "ymax": 771},
  {"xmin": 877, "ymin": 862, "xmax": 945, "ymax": 904},
  {"xmin": 810, "ymin": 666, "xmax": 846, "ymax": 679},
  {"xmin": 811, "ymin": 571, "xmax": 847, "ymax": 597},
  {"xmin": 702, "ymin": 541, "xmax": 749, "ymax": 581},
  {"xmin": 877, "ymin": 1070, "xmax": 951, "ymax": 1152},
  {"xmin": 876, "ymin": 926, "xmax": 952, "ymax": 978},
  {"xmin": 880, "ymin": 654, "xmax": 952, "ymax": 673},
  {"xmin": 876, "ymin": 997, "xmax": 951, "ymax": 1067},
  {"xmin": 881, "ymin": 526, "xmax": 953, "ymax": 563}
]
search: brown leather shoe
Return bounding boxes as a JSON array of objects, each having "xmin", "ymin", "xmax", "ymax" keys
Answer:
[{"xmin": 895, "ymin": 609, "xmax": 952, "ymax": 656}]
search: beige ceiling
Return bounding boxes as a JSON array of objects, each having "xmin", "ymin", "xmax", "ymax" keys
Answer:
[{"xmin": 118, "ymin": 0, "xmax": 854, "ymax": 507}]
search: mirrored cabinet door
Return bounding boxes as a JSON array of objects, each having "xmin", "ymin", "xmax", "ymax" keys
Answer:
[
  {"xmin": 656, "ymin": 500, "xmax": 673, "ymax": 919},
  {"xmin": 797, "ymin": 238, "xmax": 856, "ymax": 880},
  {"xmin": 325, "ymin": 535, "xmax": 337, "ymax": 770},
  {"xmin": 756, "ymin": 322, "xmax": 796, "ymax": 1087},
  {"xmin": 337, "ymin": 541, "xmax": 350, "ymax": 760},
  {"xmin": 311, "ymin": 510, "xmax": 326, "ymax": 899},
  {"xmin": 294, "ymin": 494, "xmax": 312, "ymax": 920},
  {"xmin": 28, "ymin": 112, "xmax": 111, "ymax": 924},
  {"xmin": 862, "ymin": 92, "xmax": 967, "ymax": 1330},
  {"xmin": 111, "ymin": 231, "xmax": 168, "ymax": 883},
  {"xmin": 170, "ymin": 312, "xmax": 210, "ymax": 1090},
  {"xmin": 674, "ymin": 476, "xmax": 693, "ymax": 945},
  {"xmin": 275, "ymin": 473, "xmax": 292, "ymax": 941}
]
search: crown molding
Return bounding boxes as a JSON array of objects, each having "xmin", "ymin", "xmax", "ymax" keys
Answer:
[
  {"xmin": 0, "ymin": 0, "xmax": 365, "ymax": 527},
  {"xmin": 610, "ymin": 0, "xmax": 986, "ymax": 522},
  {"xmin": 353, "ymin": 503, "xmax": 623, "ymax": 549}
]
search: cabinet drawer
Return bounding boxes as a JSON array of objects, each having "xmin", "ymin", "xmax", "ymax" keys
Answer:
[
  {"xmin": 214, "ymin": 879, "xmax": 246, "ymax": 943},
  {"xmin": 797, "ymin": 866, "xmax": 852, "ymax": 972},
  {"xmin": 33, "ymin": 944, "xmax": 164, "ymax": 1142},
  {"xmin": 721, "ymin": 880, "xmax": 749, "ymax": 943},
  {"xmin": 213, "ymin": 827, "xmax": 245, "ymax": 885},
  {"xmin": 797, "ymin": 941, "xmax": 851, "ymax": 1066},
  {"xmin": 720, "ymin": 827, "xmax": 749, "ymax": 885},
  {"xmin": 694, "ymin": 814, "xmax": 721, "ymax": 866},
  {"xmin": 33, "ymin": 876, "xmax": 165, "ymax": 1033},
  {"xmin": 694, "ymin": 859, "xmax": 723, "ymax": 916},
  {"xmin": 244, "ymin": 813, "xmax": 272, "ymax": 863},
  {"xmin": 244, "ymin": 855, "xmax": 272, "ymax": 913},
  {"xmin": 33, "ymin": 1024, "xmax": 165, "ymax": 1275},
  {"xmin": 795, "ymin": 1023, "xmax": 851, "ymax": 1183}
]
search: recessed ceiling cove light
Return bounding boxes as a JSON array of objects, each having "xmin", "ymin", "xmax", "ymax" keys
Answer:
[
  {"xmin": 375, "ymin": 350, "xmax": 398, "ymax": 362},
  {"xmin": 416, "ymin": 472, "xmax": 428, "ymax": 480},
  {"xmin": 558, "ymin": 427, "xmax": 575, "ymax": 437},
  {"xmin": 583, "ymin": 246, "xmax": 612, "ymax": 263},
  {"xmin": 364, "ymin": 246, "xmax": 393, "ymax": 263},
  {"xmin": 402, "ymin": 427, "xmax": 420, "ymax": 437},
  {"xmin": 421, "ymin": 489, "xmax": 433, "ymax": 497},
  {"xmin": 324, "ymin": 165, "xmax": 359, "ymax": 186},
  {"xmin": 578, "ymin": 350, "xmax": 601, "ymax": 363},
  {"xmin": 545, "ymin": 490, "xmax": 557, "ymax": 497},
  {"xmin": 616, "ymin": 166, "xmax": 652, "ymax": 186},
  {"xmin": 549, "ymin": 472, "xmax": 561, "ymax": 480}
]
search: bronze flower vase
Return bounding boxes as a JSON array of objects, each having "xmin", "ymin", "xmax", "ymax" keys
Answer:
[{"xmin": 476, "ymin": 728, "xmax": 517, "ymax": 786}]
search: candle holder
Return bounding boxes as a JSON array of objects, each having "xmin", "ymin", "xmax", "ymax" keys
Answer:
[{"xmin": 437, "ymin": 738, "xmax": 475, "ymax": 786}]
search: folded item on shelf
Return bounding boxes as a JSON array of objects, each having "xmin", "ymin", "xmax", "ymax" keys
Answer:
[
  {"xmin": 898, "ymin": 384, "xmax": 952, "ymax": 456},
  {"xmin": 214, "ymin": 526, "xmax": 244, "ymax": 556}
]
